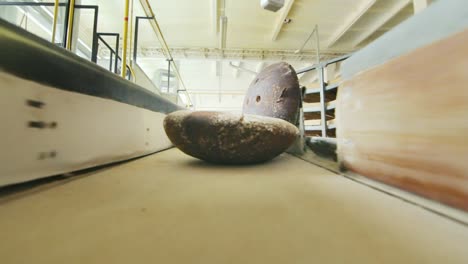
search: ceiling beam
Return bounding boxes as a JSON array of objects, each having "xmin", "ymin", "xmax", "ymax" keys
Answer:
[
  {"xmin": 271, "ymin": 0, "xmax": 295, "ymax": 41},
  {"xmin": 326, "ymin": 0, "xmax": 376, "ymax": 47},
  {"xmin": 134, "ymin": 47, "xmax": 349, "ymax": 61},
  {"xmin": 351, "ymin": 0, "xmax": 410, "ymax": 47}
]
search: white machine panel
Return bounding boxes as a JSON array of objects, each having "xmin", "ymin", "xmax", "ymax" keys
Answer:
[{"xmin": 0, "ymin": 72, "xmax": 172, "ymax": 186}]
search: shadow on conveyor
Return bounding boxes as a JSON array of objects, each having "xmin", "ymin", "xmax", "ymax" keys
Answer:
[
  {"xmin": 0, "ymin": 163, "xmax": 115, "ymax": 205},
  {"xmin": 183, "ymin": 157, "xmax": 283, "ymax": 169},
  {"xmin": 0, "ymin": 149, "xmax": 171, "ymax": 204},
  {"xmin": 0, "ymin": 148, "xmax": 291, "ymax": 204}
]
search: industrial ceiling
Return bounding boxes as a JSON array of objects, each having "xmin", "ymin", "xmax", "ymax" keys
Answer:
[{"xmin": 5, "ymin": 0, "xmax": 429, "ymax": 110}]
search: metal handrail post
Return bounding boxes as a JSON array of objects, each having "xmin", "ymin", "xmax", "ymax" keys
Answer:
[
  {"xmin": 109, "ymin": 52, "xmax": 113, "ymax": 71},
  {"xmin": 167, "ymin": 58, "xmax": 172, "ymax": 92},
  {"xmin": 319, "ymin": 66, "xmax": 327, "ymax": 137},
  {"xmin": 133, "ymin": 16, "xmax": 153, "ymax": 64},
  {"xmin": 114, "ymin": 34, "xmax": 120, "ymax": 73},
  {"xmin": 121, "ymin": 0, "xmax": 130, "ymax": 78},
  {"xmin": 51, "ymin": 0, "xmax": 59, "ymax": 43},
  {"xmin": 97, "ymin": 33, "xmax": 120, "ymax": 74},
  {"xmin": 65, "ymin": 0, "xmax": 75, "ymax": 50},
  {"xmin": 90, "ymin": 6, "xmax": 99, "ymax": 63},
  {"xmin": 314, "ymin": 24, "xmax": 328, "ymax": 137}
]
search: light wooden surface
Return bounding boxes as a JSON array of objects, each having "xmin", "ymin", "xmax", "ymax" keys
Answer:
[
  {"xmin": 0, "ymin": 149, "xmax": 467, "ymax": 264},
  {"xmin": 337, "ymin": 29, "xmax": 468, "ymax": 211},
  {"xmin": 341, "ymin": 0, "xmax": 468, "ymax": 80}
]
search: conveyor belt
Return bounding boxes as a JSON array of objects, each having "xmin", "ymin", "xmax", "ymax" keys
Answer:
[{"xmin": 0, "ymin": 148, "xmax": 467, "ymax": 263}]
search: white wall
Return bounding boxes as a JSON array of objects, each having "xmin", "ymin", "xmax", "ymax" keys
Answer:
[{"xmin": 137, "ymin": 58, "xmax": 312, "ymax": 112}]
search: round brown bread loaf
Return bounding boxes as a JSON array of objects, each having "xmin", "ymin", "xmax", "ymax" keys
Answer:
[
  {"xmin": 242, "ymin": 62, "xmax": 301, "ymax": 124},
  {"xmin": 164, "ymin": 110, "xmax": 299, "ymax": 164}
]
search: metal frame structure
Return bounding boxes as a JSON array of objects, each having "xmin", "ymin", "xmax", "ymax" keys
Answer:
[
  {"xmin": 0, "ymin": 1, "xmax": 99, "ymax": 62},
  {"xmin": 296, "ymin": 53, "xmax": 351, "ymax": 137},
  {"xmin": 97, "ymin": 33, "xmax": 132, "ymax": 80},
  {"xmin": 134, "ymin": 47, "xmax": 347, "ymax": 61},
  {"xmin": 133, "ymin": 16, "xmax": 153, "ymax": 63},
  {"xmin": 121, "ymin": 0, "xmax": 130, "ymax": 78},
  {"xmin": 0, "ymin": 1, "xmax": 67, "ymax": 46},
  {"xmin": 97, "ymin": 33, "xmax": 120, "ymax": 73},
  {"xmin": 51, "ymin": 0, "xmax": 59, "ymax": 43},
  {"xmin": 76, "ymin": 4, "xmax": 99, "ymax": 62},
  {"xmin": 166, "ymin": 58, "xmax": 173, "ymax": 92}
]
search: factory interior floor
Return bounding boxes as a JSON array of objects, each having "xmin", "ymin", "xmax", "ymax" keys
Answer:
[{"xmin": 1, "ymin": 148, "xmax": 467, "ymax": 263}]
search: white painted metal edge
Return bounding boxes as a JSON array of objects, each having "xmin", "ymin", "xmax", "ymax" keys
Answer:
[
  {"xmin": 0, "ymin": 72, "xmax": 172, "ymax": 186},
  {"xmin": 342, "ymin": 0, "xmax": 468, "ymax": 79}
]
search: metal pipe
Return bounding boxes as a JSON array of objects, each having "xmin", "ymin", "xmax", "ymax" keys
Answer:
[
  {"xmin": 133, "ymin": 17, "xmax": 140, "ymax": 63},
  {"xmin": 127, "ymin": 65, "xmax": 136, "ymax": 81},
  {"xmin": 318, "ymin": 66, "xmax": 327, "ymax": 137},
  {"xmin": 62, "ymin": 1, "xmax": 70, "ymax": 47},
  {"xmin": 2, "ymin": 2, "xmax": 99, "ymax": 58},
  {"xmin": 296, "ymin": 53, "xmax": 351, "ymax": 74},
  {"xmin": 219, "ymin": 16, "xmax": 227, "ymax": 50},
  {"xmin": 121, "ymin": 0, "xmax": 130, "ymax": 78},
  {"xmin": 140, "ymin": 0, "xmax": 193, "ymax": 107},
  {"xmin": 315, "ymin": 24, "xmax": 320, "ymax": 65},
  {"xmin": 51, "ymin": 0, "xmax": 59, "ymax": 43},
  {"xmin": 295, "ymin": 25, "xmax": 317, "ymax": 54},
  {"xmin": 97, "ymin": 35, "xmax": 114, "ymax": 52},
  {"xmin": 296, "ymin": 64, "xmax": 318, "ymax": 75},
  {"xmin": 167, "ymin": 59, "xmax": 172, "ymax": 93},
  {"xmin": 133, "ymin": 17, "xmax": 140, "ymax": 64},
  {"xmin": 66, "ymin": 0, "xmax": 75, "ymax": 50},
  {"xmin": 228, "ymin": 62, "xmax": 257, "ymax": 75},
  {"xmin": 129, "ymin": 0, "xmax": 134, "ymax": 66},
  {"xmin": 316, "ymin": 24, "xmax": 326, "ymax": 137},
  {"xmin": 0, "ymin": 2, "xmax": 65, "ymax": 6},
  {"xmin": 97, "ymin": 33, "xmax": 120, "ymax": 74},
  {"xmin": 324, "ymin": 53, "xmax": 352, "ymax": 66},
  {"xmin": 115, "ymin": 34, "xmax": 120, "ymax": 74},
  {"xmin": 109, "ymin": 52, "xmax": 113, "ymax": 71},
  {"xmin": 133, "ymin": 16, "xmax": 153, "ymax": 63},
  {"xmin": 90, "ymin": 6, "xmax": 99, "ymax": 63}
]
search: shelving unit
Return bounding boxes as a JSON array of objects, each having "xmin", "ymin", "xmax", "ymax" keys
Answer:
[{"xmin": 296, "ymin": 54, "xmax": 350, "ymax": 138}]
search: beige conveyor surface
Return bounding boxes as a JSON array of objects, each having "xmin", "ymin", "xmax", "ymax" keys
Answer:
[{"xmin": 0, "ymin": 148, "xmax": 467, "ymax": 263}]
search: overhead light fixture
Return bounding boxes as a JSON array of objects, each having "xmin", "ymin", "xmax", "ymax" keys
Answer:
[{"xmin": 261, "ymin": 0, "xmax": 285, "ymax": 12}]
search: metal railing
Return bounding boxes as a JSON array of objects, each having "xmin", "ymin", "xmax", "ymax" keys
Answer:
[
  {"xmin": 0, "ymin": 1, "xmax": 69, "ymax": 46},
  {"xmin": 134, "ymin": 0, "xmax": 193, "ymax": 107},
  {"xmin": 0, "ymin": 1, "xmax": 139, "ymax": 81},
  {"xmin": 97, "ymin": 32, "xmax": 133, "ymax": 81},
  {"xmin": 296, "ymin": 53, "xmax": 351, "ymax": 138},
  {"xmin": 0, "ymin": 1, "xmax": 98, "ymax": 62}
]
